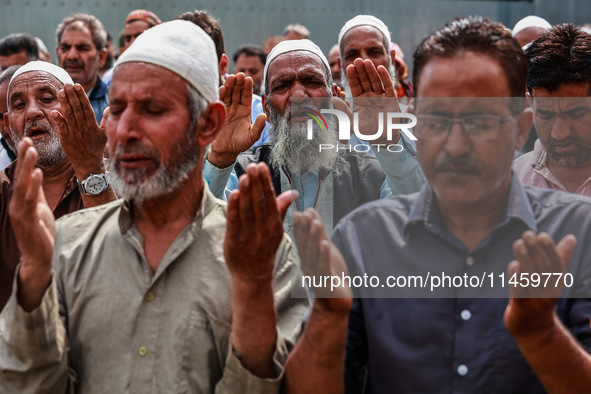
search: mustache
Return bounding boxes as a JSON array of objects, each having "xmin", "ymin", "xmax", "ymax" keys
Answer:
[
  {"xmin": 547, "ymin": 134, "xmax": 582, "ymax": 149},
  {"xmin": 434, "ymin": 155, "xmax": 480, "ymax": 172},
  {"xmin": 63, "ymin": 60, "xmax": 85, "ymax": 68},
  {"xmin": 24, "ymin": 121, "xmax": 52, "ymax": 137},
  {"xmin": 113, "ymin": 142, "xmax": 160, "ymax": 159}
]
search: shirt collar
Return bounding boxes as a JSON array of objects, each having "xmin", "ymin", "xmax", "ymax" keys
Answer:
[
  {"xmin": 403, "ymin": 173, "xmax": 537, "ymax": 236},
  {"xmin": 118, "ymin": 182, "xmax": 218, "ymax": 234},
  {"xmin": 531, "ymin": 139, "xmax": 549, "ymax": 174},
  {"xmin": 6, "ymin": 159, "xmax": 78, "ymax": 210},
  {"xmin": 88, "ymin": 76, "xmax": 108, "ymax": 99}
]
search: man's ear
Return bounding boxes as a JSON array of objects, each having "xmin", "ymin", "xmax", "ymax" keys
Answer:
[
  {"xmin": 526, "ymin": 91, "xmax": 533, "ymax": 107},
  {"xmin": 219, "ymin": 54, "xmax": 229, "ymax": 79},
  {"xmin": 195, "ymin": 101, "xmax": 226, "ymax": 147},
  {"xmin": 98, "ymin": 48, "xmax": 108, "ymax": 68},
  {"xmin": 262, "ymin": 93, "xmax": 270, "ymax": 118},
  {"xmin": 515, "ymin": 107, "xmax": 534, "ymax": 150}
]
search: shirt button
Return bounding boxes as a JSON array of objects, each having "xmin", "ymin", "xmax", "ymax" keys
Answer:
[
  {"xmin": 145, "ymin": 292, "xmax": 155, "ymax": 301},
  {"xmin": 138, "ymin": 346, "xmax": 148, "ymax": 356},
  {"xmin": 457, "ymin": 364, "xmax": 469, "ymax": 376},
  {"xmin": 460, "ymin": 309, "xmax": 472, "ymax": 321},
  {"xmin": 400, "ymin": 153, "xmax": 407, "ymax": 162},
  {"xmin": 466, "ymin": 256, "xmax": 475, "ymax": 266}
]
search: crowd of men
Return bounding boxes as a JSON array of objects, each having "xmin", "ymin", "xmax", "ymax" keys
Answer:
[{"xmin": 1, "ymin": 7, "xmax": 591, "ymax": 394}]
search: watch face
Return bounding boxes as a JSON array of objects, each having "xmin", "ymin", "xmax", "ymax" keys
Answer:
[{"xmin": 86, "ymin": 176, "xmax": 106, "ymax": 195}]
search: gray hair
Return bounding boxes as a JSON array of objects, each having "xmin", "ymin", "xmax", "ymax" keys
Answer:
[{"xmin": 56, "ymin": 13, "xmax": 107, "ymax": 52}]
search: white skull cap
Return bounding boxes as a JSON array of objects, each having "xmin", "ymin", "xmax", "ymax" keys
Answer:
[
  {"xmin": 10, "ymin": 60, "xmax": 73, "ymax": 86},
  {"xmin": 115, "ymin": 20, "xmax": 219, "ymax": 102},
  {"xmin": 263, "ymin": 38, "xmax": 330, "ymax": 89},
  {"xmin": 338, "ymin": 15, "xmax": 391, "ymax": 48},
  {"xmin": 512, "ymin": 15, "xmax": 551, "ymax": 37}
]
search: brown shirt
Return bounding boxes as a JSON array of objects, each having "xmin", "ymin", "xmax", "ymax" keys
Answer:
[{"xmin": 0, "ymin": 161, "xmax": 83, "ymax": 310}]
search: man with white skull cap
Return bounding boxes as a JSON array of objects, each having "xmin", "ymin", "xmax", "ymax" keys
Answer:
[
  {"xmin": 511, "ymin": 15, "xmax": 552, "ymax": 48},
  {"xmin": 0, "ymin": 60, "xmax": 117, "ymax": 311},
  {"xmin": 0, "ymin": 20, "xmax": 307, "ymax": 393},
  {"xmin": 204, "ymin": 38, "xmax": 424, "ymax": 238}
]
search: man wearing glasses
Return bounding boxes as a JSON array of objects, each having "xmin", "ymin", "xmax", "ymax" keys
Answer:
[
  {"xmin": 285, "ymin": 17, "xmax": 591, "ymax": 393},
  {"xmin": 514, "ymin": 24, "xmax": 591, "ymax": 196}
]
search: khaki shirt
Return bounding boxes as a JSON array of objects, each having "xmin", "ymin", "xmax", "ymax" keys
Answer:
[{"xmin": 0, "ymin": 185, "xmax": 308, "ymax": 393}]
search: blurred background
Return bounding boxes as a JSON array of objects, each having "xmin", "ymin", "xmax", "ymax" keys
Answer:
[{"xmin": 1, "ymin": 0, "xmax": 590, "ymax": 74}]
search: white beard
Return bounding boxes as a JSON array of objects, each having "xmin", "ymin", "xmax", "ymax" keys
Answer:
[
  {"xmin": 268, "ymin": 103, "xmax": 340, "ymax": 174},
  {"xmin": 109, "ymin": 129, "xmax": 200, "ymax": 202}
]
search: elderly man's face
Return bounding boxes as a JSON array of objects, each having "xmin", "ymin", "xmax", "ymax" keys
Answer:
[
  {"xmin": 5, "ymin": 71, "xmax": 65, "ymax": 168},
  {"xmin": 415, "ymin": 52, "xmax": 528, "ymax": 208},
  {"xmin": 531, "ymin": 83, "xmax": 591, "ymax": 168},
  {"xmin": 263, "ymin": 51, "xmax": 339, "ymax": 173},
  {"xmin": 339, "ymin": 25, "xmax": 390, "ymax": 71},
  {"xmin": 107, "ymin": 62, "xmax": 200, "ymax": 201},
  {"xmin": 57, "ymin": 21, "xmax": 105, "ymax": 91},
  {"xmin": 264, "ymin": 51, "xmax": 331, "ymax": 120}
]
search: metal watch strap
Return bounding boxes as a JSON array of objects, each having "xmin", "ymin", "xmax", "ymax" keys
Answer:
[{"xmin": 77, "ymin": 172, "xmax": 110, "ymax": 195}]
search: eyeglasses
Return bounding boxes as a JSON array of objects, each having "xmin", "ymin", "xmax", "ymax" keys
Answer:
[{"xmin": 414, "ymin": 114, "xmax": 514, "ymax": 140}]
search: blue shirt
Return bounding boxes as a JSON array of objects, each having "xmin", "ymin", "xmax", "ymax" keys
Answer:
[
  {"xmin": 332, "ymin": 176, "xmax": 591, "ymax": 393},
  {"xmin": 88, "ymin": 76, "xmax": 109, "ymax": 123},
  {"xmin": 250, "ymin": 94, "xmax": 272, "ymax": 147}
]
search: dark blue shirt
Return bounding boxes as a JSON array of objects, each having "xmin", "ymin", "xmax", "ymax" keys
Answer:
[
  {"xmin": 88, "ymin": 76, "xmax": 109, "ymax": 123},
  {"xmin": 333, "ymin": 176, "xmax": 591, "ymax": 393}
]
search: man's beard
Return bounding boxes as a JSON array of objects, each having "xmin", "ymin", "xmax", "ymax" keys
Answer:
[
  {"xmin": 109, "ymin": 129, "xmax": 200, "ymax": 202},
  {"xmin": 11, "ymin": 121, "xmax": 67, "ymax": 170},
  {"xmin": 268, "ymin": 101, "xmax": 339, "ymax": 174},
  {"xmin": 546, "ymin": 134, "xmax": 591, "ymax": 167},
  {"xmin": 342, "ymin": 62, "xmax": 397, "ymax": 97}
]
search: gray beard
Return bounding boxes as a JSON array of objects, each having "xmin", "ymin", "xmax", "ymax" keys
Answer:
[
  {"xmin": 342, "ymin": 62, "xmax": 397, "ymax": 97},
  {"xmin": 11, "ymin": 122, "xmax": 67, "ymax": 170},
  {"xmin": 109, "ymin": 130, "xmax": 200, "ymax": 202},
  {"xmin": 268, "ymin": 105, "xmax": 339, "ymax": 174}
]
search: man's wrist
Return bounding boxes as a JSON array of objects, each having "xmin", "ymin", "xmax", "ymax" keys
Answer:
[{"xmin": 207, "ymin": 150, "xmax": 238, "ymax": 169}]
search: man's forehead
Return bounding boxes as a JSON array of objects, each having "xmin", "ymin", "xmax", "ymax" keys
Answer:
[
  {"xmin": 110, "ymin": 62, "xmax": 189, "ymax": 99},
  {"xmin": 268, "ymin": 51, "xmax": 326, "ymax": 77},
  {"xmin": 62, "ymin": 22, "xmax": 95, "ymax": 43},
  {"xmin": 341, "ymin": 25, "xmax": 387, "ymax": 50},
  {"xmin": 236, "ymin": 54, "xmax": 264, "ymax": 66}
]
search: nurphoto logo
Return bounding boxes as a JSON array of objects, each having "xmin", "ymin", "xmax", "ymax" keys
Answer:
[{"xmin": 304, "ymin": 107, "xmax": 417, "ymax": 153}]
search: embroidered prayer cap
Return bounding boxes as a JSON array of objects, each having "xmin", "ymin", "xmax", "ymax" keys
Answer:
[{"xmin": 125, "ymin": 9, "xmax": 162, "ymax": 27}]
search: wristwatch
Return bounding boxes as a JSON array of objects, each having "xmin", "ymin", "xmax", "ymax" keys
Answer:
[{"xmin": 77, "ymin": 172, "xmax": 110, "ymax": 195}]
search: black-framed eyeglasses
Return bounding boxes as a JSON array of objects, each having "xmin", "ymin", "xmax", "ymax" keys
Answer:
[{"xmin": 414, "ymin": 114, "xmax": 515, "ymax": 140}]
